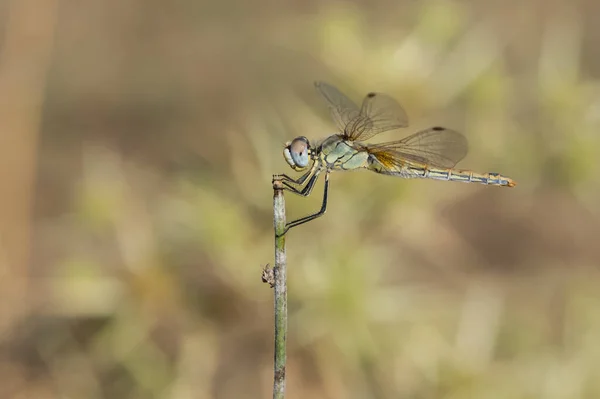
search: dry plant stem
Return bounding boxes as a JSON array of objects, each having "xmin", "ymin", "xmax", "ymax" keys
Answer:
[{"xmin": 272, "ymin": 178, "xmax": 287, "ymax": 399}]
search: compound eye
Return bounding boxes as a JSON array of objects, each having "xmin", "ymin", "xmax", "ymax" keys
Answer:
[{"xmin": 289, "ymin": 137, "xmax": 309, "ymax": 168}]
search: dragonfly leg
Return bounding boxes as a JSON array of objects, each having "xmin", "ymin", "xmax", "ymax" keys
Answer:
[
  {"xmin": 281, "ymin": 168, "xmax": 322, "ymax": 197},
  {"xmin": 277, "ymin": 172, "xmax": 310, "ymax": 185},
  {"xmin": 281, "ymin": 171, "xmax": 330, "ymax": 235},
  {"xmin": 275, "ymin": 162, "xmax": 319, "ymax": 186}
]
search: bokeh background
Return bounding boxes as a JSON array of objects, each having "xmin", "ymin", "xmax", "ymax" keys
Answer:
[{"xmin": 2, "ymin": 0, "xmax": 600, "ymax": 398}]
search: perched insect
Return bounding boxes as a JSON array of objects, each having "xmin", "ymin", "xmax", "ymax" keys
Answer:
[{"xmin": 276, "ymin": 81, "xmax": 516, "ymax": 234}]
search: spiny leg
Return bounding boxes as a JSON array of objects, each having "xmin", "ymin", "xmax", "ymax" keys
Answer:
[
  {"xmin": 281, "ymin": 171, "xmax": 330, "ymax": 235},
  {"xmin": 275, "ymin": 162, "xmax": 319, "ymax": 186},
  {"xmin": 282, "ymin": 168, "xmax": 322, "ymax": 197},
  {"xmin": 277, "ymin": 171, "xmax": 310, "ymax": 185}
]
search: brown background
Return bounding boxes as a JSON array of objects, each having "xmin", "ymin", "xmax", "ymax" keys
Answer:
[{"xmin": 1, "ymin": 0, "xmax": 600, "ymax": 398}]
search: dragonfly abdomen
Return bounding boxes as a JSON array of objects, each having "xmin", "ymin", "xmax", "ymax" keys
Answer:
[{"xmin": 408, "ymin": 167, "xmax": 516, "ymax": 187}]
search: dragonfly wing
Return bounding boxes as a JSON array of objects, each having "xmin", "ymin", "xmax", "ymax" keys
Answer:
[
  {"xmin": 367, "ymin": 126, "xmax": 468, "ymax": 169},
  {"xmin": 344, "ymin": 92, "xmax": 409, "ymax": 141},
  {"xmin": 366, "ymin": 147, "xmax": 426, "ymax": 179},
  {"xmin": 314, "ymin": 81, "xmax": 360, "ymax": 134},
  {"xmin": 314, "ymin": 82, "xmax": 409, "ymax": 142}
]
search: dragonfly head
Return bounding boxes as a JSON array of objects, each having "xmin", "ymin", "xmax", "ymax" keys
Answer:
[{"xmin": 283, "ymin": 136, "xmax": 311, "ymax": 171}]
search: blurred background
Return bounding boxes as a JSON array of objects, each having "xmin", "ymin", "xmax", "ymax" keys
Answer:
[{"xmin": 2, "ymin": 0, "xmax": 600, "ymax": 398}]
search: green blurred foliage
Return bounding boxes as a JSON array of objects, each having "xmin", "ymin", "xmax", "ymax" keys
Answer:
[{"xmin": 2, "ymin": 0, "xmax": 600, "ymax": 398}]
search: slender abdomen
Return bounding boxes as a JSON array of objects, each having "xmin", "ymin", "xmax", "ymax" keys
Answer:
[{"xmin": 408, "ymin": 166, "xmax": 516, "ymax": 187}]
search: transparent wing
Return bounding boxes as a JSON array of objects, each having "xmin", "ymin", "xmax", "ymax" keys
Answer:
[
  {"xmin": 344, "ymin": 92, "xmax": 409, "ymax": 141},
  {"xmin": 365, "ymin": 146, "xmax": 425, "ymax": 179},
  {"xmin": 314, "ymin": 82, "xmax": 409, "ymax": 141},
  {"xmin": 366, "ymin": 126, "xmax": 468, "ymax": 169},
  {"xmin": 314, "ymin": 81, "xmax": 360, "ymax": 134}
]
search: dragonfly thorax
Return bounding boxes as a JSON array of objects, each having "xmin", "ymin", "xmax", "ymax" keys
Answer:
[{"xmin": 283, "ymin": 136, "xmax": 312, "ymax": 171}]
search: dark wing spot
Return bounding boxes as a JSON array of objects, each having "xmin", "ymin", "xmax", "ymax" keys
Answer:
[
  {"xmin": 432, "ymin": 126, "xmax": 445, "ymax": 131},
  {"xmin": 367, "ymin": 92, "xmax": 376, "ymax": 98}
]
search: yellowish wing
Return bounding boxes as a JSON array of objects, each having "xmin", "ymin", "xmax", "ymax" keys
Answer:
[{"xmin": 366, "ymin": 126, "xmax": 468, "ymax": 177}]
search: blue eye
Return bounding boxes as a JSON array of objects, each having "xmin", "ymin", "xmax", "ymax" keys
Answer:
[
  {"xmin": 291, "ymin": 146, "xmax": 308, "ymax": 167},
  {"xmin": 283, "ymin": 137, "xmax": 311, "ymax": 169}
]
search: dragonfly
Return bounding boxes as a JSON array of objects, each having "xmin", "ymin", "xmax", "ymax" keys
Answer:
[{"xmin": 275, "ymin": 81, "xmax": 516, "ymax": 235}]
